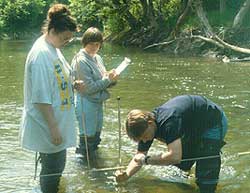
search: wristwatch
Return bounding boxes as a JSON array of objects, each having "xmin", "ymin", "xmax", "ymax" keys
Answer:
[{"xmin": 144, "ymin": 155, "xmax": 151, "ymax": 165}]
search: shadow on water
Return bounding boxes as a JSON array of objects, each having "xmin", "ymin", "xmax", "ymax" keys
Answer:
[{"xmin": 0, "ymin": 41, "xmax": 250, "ymax": 192}]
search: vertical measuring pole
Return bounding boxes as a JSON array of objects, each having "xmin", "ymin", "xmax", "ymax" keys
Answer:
[
  {"xmin": 82, "ymin": 113, "xmax": 90, "ymax": 169},
  {"xmin": 34, "ymin": 152, "xmax": 38, "ymax": 180},
  {"xmin": 117, "ymin": 96, "xmax": 122, "ymax": 166}
]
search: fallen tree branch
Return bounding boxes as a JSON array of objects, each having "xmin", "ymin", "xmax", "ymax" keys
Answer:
[
  {"xmin": 223, "ymin": 56, "xmax": 250, "ymax": 63},
  {"xmin": 144, "ymin": 34, "xmax": 250, "ymax": 55},
  {"xmin": 193, "ymin": 34, "xmax": 250, "ymax": 55},
  {"xmin": 193, "ymin": 0, "xmax": 250, "ymax": 55},
  {"xmin": 214, "ymin": 35, "xmax": 250, "ymax": 54},
  {"xmin": 143, "ymin": 39, "xmax": 176, "ymax": 50},
  {"xmin": 191, "ymin": 35, "xmax": 224, "ymax": 48}
]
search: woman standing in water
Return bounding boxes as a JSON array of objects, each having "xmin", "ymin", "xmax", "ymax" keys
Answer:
[
  {"xmin": 20, "ymin": 4, "xmax": 81, "ymax": 193},
  {"xmin": 72, "ymin": 27, "xmax": 118, "ymax": 161}
]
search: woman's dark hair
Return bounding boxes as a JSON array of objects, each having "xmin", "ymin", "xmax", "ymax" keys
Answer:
[
  {"xmin": 81, "ymin": 27, "xmax": 103, "ymax": 47},
  {"xmin": 42, "ymin": 4, "xmax": 77, "ymax": 33}
]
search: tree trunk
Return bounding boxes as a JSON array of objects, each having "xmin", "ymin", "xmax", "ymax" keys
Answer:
[
  {"xmin": 112, "ymin": 0, "xmax": 139, "ymax": 29},
  {"xmin": 148, "ymin": 0, "xmax": 158, "ymax": 28},
  {"xmin": 139, "ymin": 0, "xmax": 158, "ymax": 29},
  {"xmin": 193, "ymin": 0, "xmax": 250, "ymax": 55},
  {"xmin": 145, "ymin": 0, "xmax": 250, "ymax": 56},
  {"xmin": 171, "ymin": 0, "xmax": 193, "ymax": 38},
  {"xmin": 193, "ymin": 0, "xmax": 214, "ymax": 37},
  {"xmin": 232, "ymin": 0, "xmax": 250, "ymax": 30},
  {"xmin": 220, "ymin": 0, "xmax": 226, "ymax": 14}
]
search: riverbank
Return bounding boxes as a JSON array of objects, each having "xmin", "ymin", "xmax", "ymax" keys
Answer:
[
  {"xmin": 2, "ymin": 26, "xmax": 250, "ymax": 62},
  {"xmin": 106, "ymin": 27, "xmax": 250, "ymax": 61}
]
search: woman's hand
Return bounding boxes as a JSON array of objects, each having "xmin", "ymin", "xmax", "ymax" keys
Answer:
[
  {"xmin": 74, "ymin": 80, "xmax": 85, "ymax": 93},
  {"xmin": 50, "ymin": 127, "xmax": 62, "ymax": 145}
]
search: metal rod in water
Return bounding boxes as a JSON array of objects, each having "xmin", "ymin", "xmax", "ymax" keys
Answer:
[
  {"xmin": 20, "ymin": 151, "xmax": 250, "ymax": 179},
  {"xmin": 82, "ymin": 113, "xmax": 90, "ymax": 169},
  {"xmin": 181, "ymin": 155, "xmax": 220, "ymax": 162},
  {"xmin": 117, "ymin": 96, "xmax": 122, "ymax": 167},
  {"xmin": 91, "ymin": 166, "xmax": 126, "ymax": 172},
  {"xmin": 34, "ymin": 152, "xmax": 38, "ymax": 180},
  {"xmin": 90, "ymin": 151, "xmax": 250, "ymax": 173},
  {"xmin": 181, "ymin": 150, "xmax": 250, "ymax": 162}
]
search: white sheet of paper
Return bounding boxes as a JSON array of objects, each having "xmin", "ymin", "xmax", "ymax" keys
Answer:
[{"xmin": 115, "ymin": 57, "xmax": 131, "ymax": 75}]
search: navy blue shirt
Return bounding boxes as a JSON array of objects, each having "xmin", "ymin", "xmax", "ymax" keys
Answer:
[{"xmin": 138, "ymin": 95, "xmax": 223, "ymax": 152}]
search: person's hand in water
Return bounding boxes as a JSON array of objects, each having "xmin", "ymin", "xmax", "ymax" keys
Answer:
[{"xmin": 115, "ymin": 170, "xmax": 129, "ymax": 183}]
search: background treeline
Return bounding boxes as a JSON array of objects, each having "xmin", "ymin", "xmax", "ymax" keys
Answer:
[
  {"xmin": 1, "ymin": 0, "xmax": 250, "ymax": 54},
  {"xmin": 0, "ymin": 0, "xmax": 67, "ymax": 39}
]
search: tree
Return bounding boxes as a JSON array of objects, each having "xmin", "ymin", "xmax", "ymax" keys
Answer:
[
  {"xmin": 170, "ymin": 0, "xmax": 193, "ymax": 37},
  {"xmin": 111, "ymin": 0, "xmax": 139, "ymax": 30},
  {"xmin": 1, "ymin": 0, "xmax": 46, "ymax": 39},
  {"xmin": 193, "ymin": 0, "xmax": 250, "ymax": 55},
  {"xmin": 220, "ymin": 0, "xmax": 226, "ymax": 14},
  {"xmin": 140, "ymin": 0, "xmax": 158, "ymax": 28},
  {"xmin": 232, "ymin": 0, "xmax": 250, "ymax": 30}
]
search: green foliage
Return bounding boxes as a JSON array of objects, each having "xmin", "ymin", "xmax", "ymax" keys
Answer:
[
  {"xmin": 203, "ymin": 0, "xmax": 244, "ymax": 11},
  {"xmin": 158, "ymin": 0, "xmax": 181, "ymax": 29},
  {"xmin": 1, "ymin": 0, "xmax": 249, "ymax": 44},
  {"xmin": 68, "ymin": 0, "xmax": 182, "ymax": 36},
  {"xmin": 103, "ymin": 1, "xmax": 131, "ymax": 34},
  {"xmin": 203, "ymin": 0, "xmax": 250, "ymax": 28},
  {"xmin": 0, "ymin": 20, "xmax": 4, "ymax": 38},
  {"xmin": 0, "ymin": 0, "xmax": 198, "ymax": 40},
  {"xmin": 207, "ymin": 9, "xmax": 235, "ymax": 27},
  {"xmin": 0, "ymin": 0, "xmax": 6, "ymax": 37},
  {"xmin": 1, "ymin": 0, "xmax": 46, "ymax": 38},
  {"xmin": 105, "ymin": 12, "xmax": 128, "ymax": 34},
  {"xmin": 69, "ymin": 0, "xmax": 108, "ymax": 31}
]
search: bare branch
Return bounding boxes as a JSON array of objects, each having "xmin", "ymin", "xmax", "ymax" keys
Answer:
[
  {"xmin": 214, "ymin": 36, "xmax": 250, "ymax": 54},
  {"xmin": 170, "ymin": 0, "xmax": 193, "ymax": 38},
  {"xmin": 191, "ymin": 35, "xmax": 224, "ymax": 48},
  {"xmin": 143, "ymin": 39, "xmax": 176, "ymax": 50}
]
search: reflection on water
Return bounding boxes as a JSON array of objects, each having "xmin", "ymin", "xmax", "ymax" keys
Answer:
[{"xmin": 0, "ymin": 41, "xmax": 250, "ymax": 192}]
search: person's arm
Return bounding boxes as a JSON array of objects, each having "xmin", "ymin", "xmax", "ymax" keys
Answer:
[
  {"xmin": 143, "ymin": 138, "xmax": 182, "ymax": 165},
  {"xmin": 76, "ymin": 57, "xmax": 116, "ymax": 94},
  {"xmin": 35, "ymin": 103, "xmax": 62, "ymax": 145},
  {"xmin": 115, "ymin": 139, "xmax": 182, "ymax": 182},
  {"xmin": 115, "ymin": 151, "xmax": 147, "ymax": 182}
]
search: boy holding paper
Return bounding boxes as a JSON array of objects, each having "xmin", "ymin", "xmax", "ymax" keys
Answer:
[{"xmin": 71, "ymin": 27, "xmax": 119, "ymax": 160}]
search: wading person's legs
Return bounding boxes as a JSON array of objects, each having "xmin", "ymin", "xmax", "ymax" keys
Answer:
[{"xmin": 39, "ymin": 150, "xmax": 66, "ymax": 193}]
